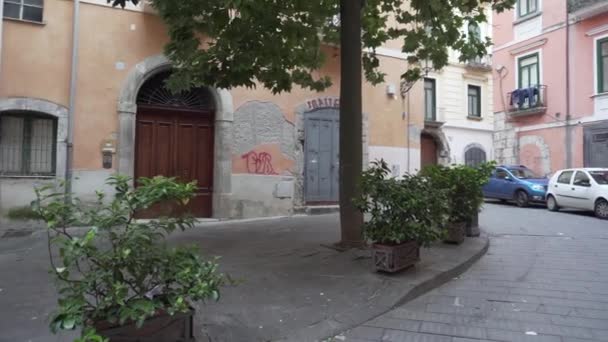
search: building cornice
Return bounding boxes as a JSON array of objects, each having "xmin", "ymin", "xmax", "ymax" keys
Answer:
[{"xmin": 509, "ymin": 38, "xmax": 548, "ymax": 55}]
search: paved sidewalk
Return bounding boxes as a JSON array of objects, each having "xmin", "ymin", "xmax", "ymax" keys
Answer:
[
  {"xmin": 337, "ymin": 203, "xmax": 608, "ymax": 342},
  {"xmin": 0, "ymin": 214, "xmax": 488, "ymax": 342}
]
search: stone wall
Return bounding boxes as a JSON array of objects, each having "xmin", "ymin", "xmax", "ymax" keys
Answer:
[
  {"xmin": 493, "ymin": 112, "xmax": 518, "ymax": 165},
  {"xmin": 230, "ymin": 101, "xmax": 296, "ymax": 218}
]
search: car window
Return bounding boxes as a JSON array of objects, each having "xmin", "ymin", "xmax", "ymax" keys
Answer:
[
  {"xmin": 573, "ymin": 171, "xmax": 591, "ymax": 187},
  {"xmin": 557, "ymin": 171, "xmax": 574, "ymax": 184},
  {"xmin": 496, "ymin": 169, "xmax": 508, "ymax": 179},
  {"xmin": 508, "ymin": 168, "xmax": 541, "ymax": 179},
  {"xmin": 589, "ymin": 171, "xmax": 608, "ymax": 185}
]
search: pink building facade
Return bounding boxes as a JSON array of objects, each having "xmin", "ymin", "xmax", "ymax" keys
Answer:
[{"xmin": 492, "ymin": 0, "xmax": 608, "ymax": 176}]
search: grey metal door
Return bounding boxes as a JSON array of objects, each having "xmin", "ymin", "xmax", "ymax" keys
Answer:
[
  {"xmin": 305, "ymin": 109, "xmax": 339, "ymax": 202},
  {"xmin": 585, "ymin": 123, "xmax": 608, "ymax": 168}
]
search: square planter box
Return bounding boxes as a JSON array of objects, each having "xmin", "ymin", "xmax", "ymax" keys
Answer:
[
  {"xmin": 466, "ymin": 212, "xmax": 480, "ymax": 237},
  {"xmin": 94, "ymin": 309, "xmax": 195, "ymax": 342},
  {"xmin": 372, "ymin": 241, "xmax": 420, "ymax": 273},
  {"xmin": 444, "ymin": 221, "xmax": 466, "ymax": 244}
]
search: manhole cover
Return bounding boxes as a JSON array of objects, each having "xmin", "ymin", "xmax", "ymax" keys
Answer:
[{"xmin": 1, "ymin": 229, "xmax": 34, "ymax": 239}]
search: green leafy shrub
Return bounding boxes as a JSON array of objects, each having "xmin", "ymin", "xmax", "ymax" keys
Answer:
[
  {"xmin": 420, "ymin": 162, "xmax": 495, "ymax": 223},
  {"xmin": 355, "ymin": 160, "xmax": 449, "ymax": 246},
  {"xmin": 33, "ymin": 175, "xmax": 224, "ymax": 338}
]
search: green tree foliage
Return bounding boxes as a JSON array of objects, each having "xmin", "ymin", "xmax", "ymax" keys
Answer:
[
  {"xmin": 108, "ymin": 0, "xmax": 514, "ymax": 246},
  {"xmin": 109, "ymin": 0, "xmax": 515, "ymax": 93}
]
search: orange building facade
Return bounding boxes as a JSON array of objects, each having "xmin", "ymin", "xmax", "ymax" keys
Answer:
[{"xmin": 0, "ymin": 0, "xmax": 428, "ymax": 219}]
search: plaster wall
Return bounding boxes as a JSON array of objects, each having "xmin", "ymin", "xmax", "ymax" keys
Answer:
[{"xmin": 1, "ymin": 2, "xmax": 424, "ymax": 217}]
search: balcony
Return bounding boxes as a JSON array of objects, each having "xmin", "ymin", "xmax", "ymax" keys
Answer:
[
  {"xmin": 507, "ymin": 85, "xmax": 547, "ymax": 117},
  {"xmin": 465, "ymin": 55, "xmax": 493, "ymax": 72}
]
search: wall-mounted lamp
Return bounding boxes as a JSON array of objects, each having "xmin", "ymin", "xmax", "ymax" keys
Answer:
[{"xmin": 422, "ymin": 58, "xmax": 433, "ymax": 76}]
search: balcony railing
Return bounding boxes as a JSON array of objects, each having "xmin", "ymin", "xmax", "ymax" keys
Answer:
[
  {"xmin": 507, "ymin": 85, "xmax": 547, "ymax": 117},
  {"xmin": 465, "ymin": 55, "xmax": 492, "ymax": 71}
]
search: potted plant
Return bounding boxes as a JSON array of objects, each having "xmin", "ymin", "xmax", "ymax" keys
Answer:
[
  {"xmin": 465, "ymin": 162, "xmax": 495, "ymax": 237},
  {"xmin": 420, "ymin": 165, "xmax": 479, "ymax": 244},
  {"xmin": 33, "ymin": 175, "xmax": 224, "ymax": 342},
  {"xmin": 355, "ymin": 160, "xmax": 449, "ymax": 273}
]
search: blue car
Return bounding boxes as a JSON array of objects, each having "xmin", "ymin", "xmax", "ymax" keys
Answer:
[{"xmin": 483, "ymin": 165, "xmax": 549, "ymax": 207}]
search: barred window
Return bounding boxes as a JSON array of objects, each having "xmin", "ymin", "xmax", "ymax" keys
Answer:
[
  {"xmin": 0, "ymin": 112, "xmax": 57, "ymax": 176},
  {"xmin": 465, "ymin": 147, "xmax": 486, "ymax": 167}
]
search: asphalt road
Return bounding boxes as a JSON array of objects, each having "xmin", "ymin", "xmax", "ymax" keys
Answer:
[{"xmin": 341, "ymin": 201, "xmax": 608, "ymax": 342}]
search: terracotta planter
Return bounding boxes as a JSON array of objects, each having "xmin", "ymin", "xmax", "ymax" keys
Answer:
[
  {"xmin": 94, "ymin": 309, "xmax": 195, "ymax": 342},
  {"xmin": 372, "ymin": 240, "xmax": 420, "ymax": 273},
  {"xmin": 444, "ymin": 221, "xmax": 466, "ymax": 244},
  {"xmin": 466, "ymin": 212, "xmax": 480, "ymax": 237}
]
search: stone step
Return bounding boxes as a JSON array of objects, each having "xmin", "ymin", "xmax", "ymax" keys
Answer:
[{"xmin": 294, "ymin": 205, "xmax": 340, "ymax": 216}]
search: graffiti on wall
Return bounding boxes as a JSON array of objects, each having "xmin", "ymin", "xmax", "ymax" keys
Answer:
[{"xmin": 242, "ymin": 151, "xmax": 278, "ymax": 175}]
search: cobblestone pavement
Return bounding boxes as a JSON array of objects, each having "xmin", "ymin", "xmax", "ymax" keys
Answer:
[{"xmin": 340, "ymin": 202, "xmax": 608, "ymax": 342}]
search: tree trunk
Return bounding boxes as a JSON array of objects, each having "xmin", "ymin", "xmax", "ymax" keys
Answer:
[{"xmin": 338, "ymin": 0, "xmax": 364, "ymax": 248}]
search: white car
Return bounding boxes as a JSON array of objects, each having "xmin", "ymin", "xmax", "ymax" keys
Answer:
[{"xmin": 546, "ymin": 168, "xmax": 608, "ymax": 219}]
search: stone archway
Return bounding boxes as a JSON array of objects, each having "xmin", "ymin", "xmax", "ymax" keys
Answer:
[
  {"xmin": 519, "ymin": 135, "xmax": 551, "ymax": 176},
  {"xmin": 0, "ymin": 97, "xmax": 69, "ymax": 178},
  {"xmin": 421, "ymin": 128, "xmax": 451, "ymax": 166},
  {"xmin": 463, "ymin": 143, "xmax": 487, "ymax": 167},
  {"xmin": 116, "ymin": 54, "xmax": 234, "ymax": 218}
]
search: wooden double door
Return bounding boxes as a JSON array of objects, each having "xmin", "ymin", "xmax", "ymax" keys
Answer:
[{"xmin": 135, "ymin": 106, "xmax": 214, "ymax": 218}]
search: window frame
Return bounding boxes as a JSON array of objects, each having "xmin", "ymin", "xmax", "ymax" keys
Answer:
[
  {"xmin": 495, "ymin": 168, "xmax": 509, "ymax": 180},
  {"xmin": 467, "ymin": 85, "xmax": 482, "ymax": 118},
  {"xmin": 597, "ymin": 37, "xmax": 608, "ymax": 94},
  {"xmin": 573, "ymin": 171, "xmax": 592, "ymax": 187},
  {"xmin": 3, "ymin": 0, "xmax": 44, "ymax": 23},
  {"xmin": 0, "ymin": 112, "xmax": 57, "ymax": 176},
  {"xmin": 424, "ymin": 78, "xmax": 436, "ymax": 122},
  {"xmin": 557, "ymin": 171, "xmax": 574, "ymax": 185},
  {"xmin": 517, "ymin": 0, "xmax": 538, "ymax": 18},
  {"xmin": 517, "ymin": 52, "xmax": 540, "ymax": 89}
]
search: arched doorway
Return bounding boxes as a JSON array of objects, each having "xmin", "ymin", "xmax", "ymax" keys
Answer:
[
  {"xmin": 134, "ymin": 70, "xmax": 215, "ymax": 217},
  {"xmin": 420, "ymin": 133, "xmax": 438, "ymax": 168}
]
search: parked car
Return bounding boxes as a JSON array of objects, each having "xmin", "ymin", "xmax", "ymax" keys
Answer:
[
  {"xmin": 483, "ymin": 165, "xmax": 548, "ymax": 207},
  {"xmin": 546, "ymin": 168, "xmax": 608, "ymax": 219}
]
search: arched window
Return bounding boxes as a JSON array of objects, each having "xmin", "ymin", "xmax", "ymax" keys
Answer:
[
  {"xmin": 465, "ymin": 147, "xmax": 486, "ymax": 167},
  {"xmin": 137, "ymin": 71, "xmax": 214, "ymax": 111},
  {"xmin": 0, "ymin": 111, "xmax": 57, "ymax": 176}
]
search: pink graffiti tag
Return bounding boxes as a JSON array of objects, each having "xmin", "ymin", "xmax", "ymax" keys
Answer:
[{"xmin": 242, "ymin": 151, "xmax": 278, "ymax": 175}]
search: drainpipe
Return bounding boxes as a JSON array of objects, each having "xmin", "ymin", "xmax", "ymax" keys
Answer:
[
  {"xmin": 565, "ymin": 7, "xmax": 572, "ymax": 169},
  {"xmin": 0, "ymin": 0, "xmax": 4, "ymax": 80},
  {"xmin": 406, "ymin": 92, "xmax": 411, "ymax": 173},
  {"xmin": 65, "ymin": 0, "xmax": 80, "ymax": 196}
]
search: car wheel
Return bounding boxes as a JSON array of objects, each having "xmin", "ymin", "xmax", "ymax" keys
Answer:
[
  {"xmin": 595, "ymin": 199, "xmax": 608, "ymax": 220},
  {"xmin": 515, "ymin": 190, "xmax": 529, "ymax": 208},
  {"xmin": 547, "ymin": 195, "xmax": 559, "ymax": 212}
]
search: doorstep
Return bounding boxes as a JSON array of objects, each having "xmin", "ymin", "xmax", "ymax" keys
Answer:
[{"xmin": 294, "ymin": 205, "xmax": 340, "ymax": 216}]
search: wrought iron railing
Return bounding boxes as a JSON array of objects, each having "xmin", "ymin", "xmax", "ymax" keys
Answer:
[
  {"xmin": 465, "ymin": 55, "xmax": 492, "ymax": 70},
  {"xmin": 507, "ymin": 85, "xmax": 547, "ymax": 114}
]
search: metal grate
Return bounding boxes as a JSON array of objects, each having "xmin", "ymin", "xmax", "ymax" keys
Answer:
[
  {"xmin": 137, "ymin": 71, "xmax": 214, "ymax": 111},
  {"xmin": 0, "ymin": 113, "xmax": 56, "ymax": 176},
  {"xmin": 465, "ymin": 147, "xmax": 487, "ymax": 167}
]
